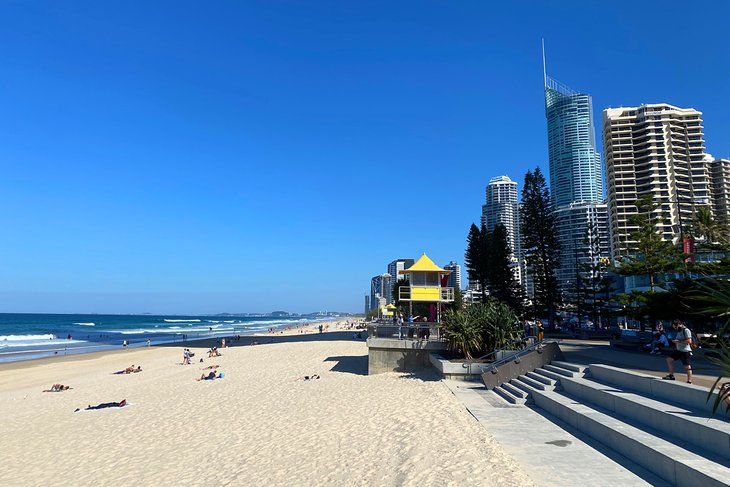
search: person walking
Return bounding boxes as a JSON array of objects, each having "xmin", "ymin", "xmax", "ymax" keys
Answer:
[{"xmin": 663, "ymin": 320, "xmax": 693, "ymax": 383}]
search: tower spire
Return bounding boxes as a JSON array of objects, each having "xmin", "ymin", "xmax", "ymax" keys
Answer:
[{"xmin": 542, "ymin": 38, "xmax": 547, "ymax": 87}]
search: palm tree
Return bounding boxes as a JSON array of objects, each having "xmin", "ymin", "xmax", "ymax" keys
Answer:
[
  {"xmin": 694, "ymin": 206, "xmax": 720, "ymax": 243},
  {"xmin": 690, "ymin": 278, "xmax": 730, "ymax": 416}
]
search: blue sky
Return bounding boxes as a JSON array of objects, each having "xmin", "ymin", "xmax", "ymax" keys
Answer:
[{"xmin": 1, "ymin": 1, "xmax": 728, "ymax": 314}]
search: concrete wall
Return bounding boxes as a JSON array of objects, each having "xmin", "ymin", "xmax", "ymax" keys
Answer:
[
  {"xmin": 367, "ymin": 338, "xmax": 447, "ymax": 375},
  {"xmin": 481, "ymin": 342, "xmax": 564, "ymax": 389}
]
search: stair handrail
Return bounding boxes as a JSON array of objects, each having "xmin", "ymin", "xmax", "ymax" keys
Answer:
[
  {"xmin": 478, "ymin": 338, "xmax": 560, "ymax": 375},
  {"xmin": 461, "ymin": 336, "xmax": 539, "ymax": 370}
]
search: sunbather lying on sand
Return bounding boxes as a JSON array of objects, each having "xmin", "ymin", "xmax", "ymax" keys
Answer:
[
  {"xmin": 113, "ymin": 365, "xmax": 142, "ymax": 374},
  {"xmin": 296, "ymin": 374, "xmax": 320, "ymax": 381},
  {"xmin": 43, "ymin": 384, "xmax": 72, "ymax": 392},
  {"xmin": 202, "ymin": 365, "xmax": 220, "ymax": 370},
  {"xmin": 197, "ymin": 371, "xmax": 221, "ymax": 381},
  {"xmin": 75, "ymin": 399, "xmax": 127, "ymax": 412}
]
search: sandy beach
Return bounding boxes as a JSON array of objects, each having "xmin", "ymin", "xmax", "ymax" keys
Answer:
[{"xmin": 0, "ymin": 322, "xmax": 535, "ymax": 487}]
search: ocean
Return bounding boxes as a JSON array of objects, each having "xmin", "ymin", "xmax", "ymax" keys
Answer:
[{"xmin": 0, "ymin": 313, "xmax": 325, "ymax": 363}]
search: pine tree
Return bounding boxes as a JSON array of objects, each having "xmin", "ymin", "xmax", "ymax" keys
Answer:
[
  {"xmin": 520, "ymin": 167, "xmax": 561, "ymax": 323},
  {"xmin": 486, "ymin": 224, "xmax": 524, "ymax": 314},
  {"xmin": 465, "ymin": 223, "xmax": 489, "ymax": 300},
  {"xmin": 617, "ymin": 195, "xmax": 682, "ymax": 291}
]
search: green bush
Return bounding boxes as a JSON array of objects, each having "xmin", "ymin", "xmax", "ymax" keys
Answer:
[{"xmin": 441, "ymin": 301, "xmax": 521, "ymax": 359}]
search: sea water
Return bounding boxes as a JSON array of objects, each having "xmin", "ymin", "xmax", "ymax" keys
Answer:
[{"xmin": 0, "ymin": 313, "xmax": 319, "ymax": 363}]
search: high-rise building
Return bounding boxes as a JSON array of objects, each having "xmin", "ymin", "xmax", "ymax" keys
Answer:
[
  {"xmin": 364, "ymin": 295, "xmax": 370, "ymax": 315},
  {"xmin": 386, "ymin": 259, "xmax": 414, "ymax": 304},
  {"xmin": 370, "ymin": 274, "xmax": 389, "ymax": 311},
  {"xmin": 709, "ymin": 158, "xmax": 730, "ymax": 224},
  {"xmin": 443, "ymin": 261, "xmax": 462, "ymax": 290},
  {"xmin": 543, "ymin": 54, "xmax": 608, "ymax": 293},
  {"xmin": 554, "ymin": 202, "xmax": 610, "ymax": 294},
  {"xmin": 482, "ymin": 175, "xmax": 521, "ymax": 264},
  {"xmin": 603, "ymin": 104, "xmax": 710, "ymax": 259},
  {"xmin": 544, "ymin": 77, "xmax": 603, "ymax": 207}
]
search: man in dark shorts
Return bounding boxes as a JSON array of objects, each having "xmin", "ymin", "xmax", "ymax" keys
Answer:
[{"xmin": 663, "ymin": 320, "xmax": 693, "ymax": 383}]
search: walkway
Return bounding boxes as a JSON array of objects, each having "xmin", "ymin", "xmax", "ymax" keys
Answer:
[
  {"xmin": 444, "ymin": 379, "xmax": 670, "ymax": 486},
  {"xmin": 443, "ymin": 340, "xmax": 729, "ymax": 486},
  {"xmin": 558, "ymin": 339, "xmax": 722, "ymax": 388}
]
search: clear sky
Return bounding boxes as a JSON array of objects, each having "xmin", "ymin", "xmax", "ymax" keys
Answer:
[{"xmin": 1, "ymin": 1, "xmax": 728, "ymax": 314}]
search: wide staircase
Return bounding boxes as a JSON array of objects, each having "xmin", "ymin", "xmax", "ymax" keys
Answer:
[{"xmin": 490, "ymin": 361, "xmax": 730, "ymax": 487}]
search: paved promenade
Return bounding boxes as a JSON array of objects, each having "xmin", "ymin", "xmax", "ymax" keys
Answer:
[
  {"xmin": 445, "ymin": 339, "xmax": 728, "ymax": 487},
  {"xmin": 558, "ymin": 339, "xmax": 722, "ymax": 388}
]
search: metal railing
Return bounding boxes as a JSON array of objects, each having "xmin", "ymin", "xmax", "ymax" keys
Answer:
[
  {"xmin": 369, "ymin": 324, "xmax": 442, "ymax": 341},
  {"xmin": 478, "ymin": 338, "xmax": 560, "ymax": 375},
  {"xmin": 441, "ymin": 288, "xmax": 454, "ymax": 301}
]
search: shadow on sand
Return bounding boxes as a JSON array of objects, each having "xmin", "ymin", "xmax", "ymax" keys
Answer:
[{"xmin": 324, "ymin": 355, "xmax": 368, "ymax": 375}]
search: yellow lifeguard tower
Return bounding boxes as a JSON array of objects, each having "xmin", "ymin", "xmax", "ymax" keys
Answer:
[
  {"xmin": 398, "ymin": 253, "xmax": 454, "ymax": 322},
  {"xmin": 380, "ymin": 303, "xmax": 397, "ymax": 318}
]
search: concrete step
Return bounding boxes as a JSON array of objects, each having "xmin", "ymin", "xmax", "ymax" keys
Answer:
[
  {"xmin": 527, "ymin": 370, "xmax": 558, "ymax": 386},
  {"xmin": 534, "ymin": 367, "xmax": 571, "ymax": 383},
  {"xmin": 530, "ymin": 387, "xmax": 730, "ymax": 486},
  {"xmin": 587, "ymin": 364, "xmax": 724, "ymax": 418},
  {"xmin": 517, "ymin": 374, "xmax": 549, "ymax": 391},
  {"xmin": 501, "ymin": 381, "xmax": 527, "ymax": 398},
  {"xmin": 493, "ymin": 385, "xmax": 526, "ymax": 405},
  {"xmin": 551, "ymin": 361, "xmax": 587, "ymax": 373},
  {"xmin": 543, "ymin": 363, "xmax": 579, "ymax": 377},
  {"xmin": 510, "ymin": 379, "xmax": 538, "ymax": 403},
  {"xmin": 559, "ymin": 373, "xmax": 730, "ymax": 462}
]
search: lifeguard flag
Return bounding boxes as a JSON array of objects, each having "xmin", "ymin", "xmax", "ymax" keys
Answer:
[{"xmin": 683, "ymin": 238, "xmax": 695, "ymax": 263}]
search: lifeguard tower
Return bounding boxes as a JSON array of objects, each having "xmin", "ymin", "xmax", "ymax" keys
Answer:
[
  {"xmin": 366, "ymin": 253, "xmax": 453, "ymax": 375},
  {"xmin": 380, "ymin": 303, "xmax": 396, "ymax": 319},
  {"xmin": 398, "ymin": 253, "xmax": 454, "ymax": 323}
]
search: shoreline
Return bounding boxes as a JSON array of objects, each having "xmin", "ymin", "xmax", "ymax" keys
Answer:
[{"xmin": 0, "ymin": 319, "xmax": 356, "ymax": 372}]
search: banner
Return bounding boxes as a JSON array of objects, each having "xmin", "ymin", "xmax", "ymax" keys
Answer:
[{"xmin": 683, "ymin": 237, "xmax": 695, "ymax": 262}]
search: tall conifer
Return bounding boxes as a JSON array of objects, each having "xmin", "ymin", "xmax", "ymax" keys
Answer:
[
  {"xmin": 486, "ymin": 224, "xmax": 524, "ymax": 314},
  {"xmin": 520, "ymin": 167, "xmax": 561, "ymax": 322},
  {"xmin": 465, "ymin": 223, "xmax": 488, "ymax": 300}
]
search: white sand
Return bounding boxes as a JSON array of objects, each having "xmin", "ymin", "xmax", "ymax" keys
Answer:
[{"xmin": 0, "ymin": 329, "xmax": 535, "ymax": 486}]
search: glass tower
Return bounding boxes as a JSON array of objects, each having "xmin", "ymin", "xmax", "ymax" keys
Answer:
[
  {"xmin": 541, "ymin": 47, "xmax": 609, "ymax": 300},
  {"xmin": 544, "ymin": 77, "xmax": 603, "ymax": 206}
]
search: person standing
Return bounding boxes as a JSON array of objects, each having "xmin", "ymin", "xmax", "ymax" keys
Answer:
[{"xmin": 663, "ymin": 320, "xmax": 693, "ymax": 383}]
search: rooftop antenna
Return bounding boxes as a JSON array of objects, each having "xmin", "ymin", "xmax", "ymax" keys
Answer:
[{"xmin": 542, "ymin": 38, "xmax": 547, "ymax": 87}]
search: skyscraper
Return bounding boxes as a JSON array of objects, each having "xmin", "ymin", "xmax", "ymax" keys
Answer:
[
  {"xmin": 482, "ymin": 175, "xmax": 522, "ymax": 283},
  {"xmin": 542, "ymin": 48, "xmax": 609, "ymax": 295},
  {"xmin": 370, "ymin": 274, "xmax": 389, "ymax": 311},
  {"xmin": 443, "ymin": 261, "xmax": 462, "ymax": 290},
  {"xmin": 553, "ymin": 202, "xmax": 610, "ymax": 291},
  {"xmin": 603, "ymin": 104, "xmax": 710, "ymax": 259},
  {"xmin": 544, "ymin": 76, "xmax": 603, "ymax": 207},
  {"xmin": 708, "ymin": 158, "xmax": 730, "ymax": 224},
  {"xmin": 386, "ymin": 259, "xmax": 414, "ymax": 304}
]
